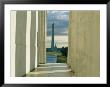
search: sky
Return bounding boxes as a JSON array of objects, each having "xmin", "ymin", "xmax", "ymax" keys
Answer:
[
  {"xmin": 46, "ymin": 11, "xmax": 69, "ymax": 48},
  {"xmin": 47, "ymin": 11, "xmax": 69, "ymax": 36}
]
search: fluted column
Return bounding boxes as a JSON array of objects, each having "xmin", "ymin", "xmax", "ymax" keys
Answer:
[
  {"xmin": 11, "ymin": 11, "xmax": 16, "ymax": 77},
  {"xmin": 37, "ymin": 11, "xmax": 46, "ymax": 64},
  {"xmin": 67, "ymin": 11, "xmax": 72, "ymax": 67},
  {"xmin": 30, "ymin": 11, "xmax": 37, "ymax": 71},
  {"xmin": 26, "ymin": 11, "xmax": 31, "ymax": 73},
  {"xmin": 15, "ymin": 11, "xmax": 27, "ymax": 76}
]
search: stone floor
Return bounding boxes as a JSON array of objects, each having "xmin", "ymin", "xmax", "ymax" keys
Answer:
[{"xmin": 26, "ymin": 63, "xmax": 74, "ymax": 77}]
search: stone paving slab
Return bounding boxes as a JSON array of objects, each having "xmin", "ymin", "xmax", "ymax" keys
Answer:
[{"xmin": 26, "ymin": 63, "xmax": 74, "ymax": 77}]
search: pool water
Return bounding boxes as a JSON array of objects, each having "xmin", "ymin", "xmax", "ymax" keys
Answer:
[{"xmin": 46, "ymin": 56, "xmax": 57, "ymax": 63}]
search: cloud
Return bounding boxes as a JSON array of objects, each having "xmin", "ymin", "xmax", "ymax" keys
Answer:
[
  {"xmin": 56, "ymin": 15, "xmax": 68, "ymax": 20},
  {"xmin": 47, "ymin": 11, "xmax": 69, "ymax": 21},
  {"xmin": 47, "ymin": 11, "xmax": 69, "ymax": 14},
  {"xmin": 47, "ymin": 20, "xmax": 68, "ymax": 28}
]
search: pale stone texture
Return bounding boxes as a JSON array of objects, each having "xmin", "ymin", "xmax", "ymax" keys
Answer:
[
  {"xmin": 11, "ymin": 11, "xmax": 38, "ymax": 76},
  {"xmin": 11, "ymin": 11, "xmax": 16, "ymax": 76},
  {"xmin": 67, "ymin": 11, "xmax": 72, "ymax": 67},
  {"xmin": 30, "ymin": 11, "xmax": 36, "ymax": 71},
  {"xmin": 15, "ymin": 11, "xmax": 27, "ymax": 76},
  {"xmin": 68, "ymin": 11, "xmax": 100, "ymax": 77},
  {"xmin": 26, "ymin": 11, "xmax": 31, "ymax": 73},
  {"xmin": 26, "ymin": 63, "xmax": 73, "ymax": 77},
  {"xmin": 35, "ymin": 11, "xmax": 38, "ymax": 68},
  {"xmin": 37, "ymin": 11, "xmax": 46, "ymax": 64}
]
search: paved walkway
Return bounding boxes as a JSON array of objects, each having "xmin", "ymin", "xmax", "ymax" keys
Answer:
[{"xmin": 26, "ymin": 63, "xmax": 74, "ymax": 77}]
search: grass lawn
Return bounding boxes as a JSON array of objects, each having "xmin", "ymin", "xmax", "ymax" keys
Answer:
[{"xmin": 57, "ymin": 55, "xmax": 67, "ymax": 63}]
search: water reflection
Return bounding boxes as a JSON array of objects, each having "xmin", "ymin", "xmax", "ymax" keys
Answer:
[{"xmin": 46, "ymin": 56, "xmax": 57, "ymax": 63}]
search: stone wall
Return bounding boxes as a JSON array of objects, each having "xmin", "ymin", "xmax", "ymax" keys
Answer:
[{"xmin": 68, "ymin": 11, "xmax": 100, "ymax": 77}]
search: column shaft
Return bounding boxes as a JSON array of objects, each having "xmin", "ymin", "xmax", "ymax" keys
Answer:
[
  {"xmin": 38, "ymin": 11, "xmax": 46, "ymax": 64},
  {"xmin": 68, "ymin": 11, "xmax": 100, "ymax": 76}
]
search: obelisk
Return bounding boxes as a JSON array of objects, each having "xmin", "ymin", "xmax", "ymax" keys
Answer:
[{"xmin": 51, "ymin": 22, "xmax": 54, "ymax": 51}]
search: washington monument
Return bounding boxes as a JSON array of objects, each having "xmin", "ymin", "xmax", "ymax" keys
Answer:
[{"xmin": 51, "ymin": 22, "xmax": 55, "ymax": 51}]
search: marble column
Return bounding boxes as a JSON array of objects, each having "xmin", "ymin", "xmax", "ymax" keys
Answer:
[
  {"xmin": 11, "ymin": 11, "xmax": 38, "ymax": 76},
  {"xmin": 11, "ymin": 11, "xmax": 16, "ymax": 77},
  {"xmin": 35, "ymin": 11, "xmax": 38, "ymax": 68},
  {"xmin": 37, "ymin": 11, "xmax": 46, "ymax": 64},
  {"xmin": 30, "ymin": 11, "xmax": 37, "ymax": 71},
  {"xmin": 68, "ymin": 11, "xmax": 100, "ymax": 76},
  {"xmin": 26, "ymin": 11, "xmax": 31, "ymax": 73},
  {"xmin": 26, "ymin": 11, "xmax": 38, "ymax": 73},
  {"xmin": 15, "ymin": 11, "xmax": 27, "ymax": 76},
  {"xmin": 67, "ymin": 11, "xmax": 72, "ymax": 67}
]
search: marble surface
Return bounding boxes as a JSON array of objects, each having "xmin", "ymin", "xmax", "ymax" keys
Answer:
[{"xmin": 26, "ymin": 63, "xmax": 74, "ymax": 77}]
